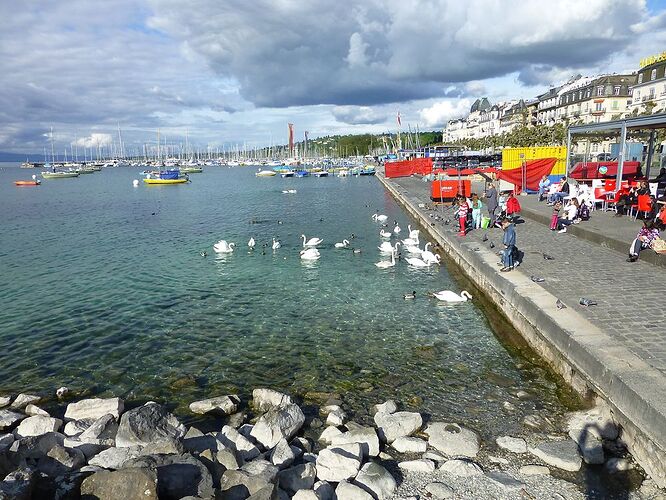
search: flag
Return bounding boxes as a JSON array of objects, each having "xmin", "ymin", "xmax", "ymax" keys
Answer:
[
  {"xmin": 396, "ymin": 112, "xmax": 401, "ymax": 126},
  {"xmin": 288, "ymin": 123, "xmax": 294, "ymax": 155},
  {"xmin": 304, "ymin": 131, "xmax": 309, "ymax": 141}
]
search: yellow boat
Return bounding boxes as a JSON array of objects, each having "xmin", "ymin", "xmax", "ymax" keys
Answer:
[{"xmin": 143, "ymin": 178, "xmax": 189, "ymax": 185}]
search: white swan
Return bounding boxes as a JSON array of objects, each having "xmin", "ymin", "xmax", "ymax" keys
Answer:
[
  {"xmin": 335, "ymin": 239, "xmax": 350, "ymax": 248},
  {"xmin": 272, "ymin": 237, "xmax": 281, "ymax": 250},
  {"xmin": 379, "ymin": 229, "xmax": 392, "ymax": 238},
  {"xmin": 372, "ymin": 213, "xmax": 388, "ymax": 222},
  {"xmin": 402, "ymin": 235, "xmax": 419, "ymax": 246},
  {"xmin": 378, "ymin": 241, "xmax": 400, "ymax": 254},
  {"xmin": 213, "ymin": 240, "xmax": 235, "ymax": 253},
  {"xmin": 404, "ymin": 245, "xmax": 423, "ymax": 255},
  {"xmin": 421, "ymin": 243, "xmax": 439, "ymax": 265},
  {"xmin": 405, "ymin": 257, "xmax": 429, "ymax": 267},
  {"xmin": 375, "ymin": 251, "xmax": 396, "ymax": 268},
  {"xmin": 408, "ymin": 224, "xmax": 420, "ymax": 239},
  {"xmin": 302, "ymin": 234, "xmax": 323, "ymax": 247},
  {"xmin": 432, "ymin": 290, "xmax": 473, "ymax": 302},
  {"xmin": 300, "ymin": 248, "xmax": 320, "ymax": 260},
  {"xmin": 394, "ymin": 224, "xmax": 401, "ymax": 234},
  {"xmin": 248, "ymin": 237, "xmax": 256, "ymax": 249}
]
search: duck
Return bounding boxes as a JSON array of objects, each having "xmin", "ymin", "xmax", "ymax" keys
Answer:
[
  {"xmin": 375, "ymin": 251, "xmax": 396, "ymax": 268},
  {"xmin": 403, "ymin": 291, "xmax": 416, "ymax": 299},
  {"xmin": 335, "ymin": 239, "xmax": 350, "ymax": 248},
  {"xmin": 408, "ymin": 224, "xmax": 420, "ymax": 239},
  {"xmin": 421, "ymin": 243, "xmax": 440, "ymax": 264},
  {"xmin": 372, "ymin": 213, "xmax": 388, "ymax": 222},
  {"xmin": 353, "ymin": 248, "xmax": 362, "ymax": 254},
  {"xmin": 302, "ymin": 234, "xmax": 323, "ymax": 247},
  {"xmin": 300, "ymin": 248, "xmax": 321, "ymax": 260},
  {"xmin": 248, "ymin": 237, "xmax": 256, "ymax": 249},
  {"xmin": 393, "ymin": 222, "xmax": 401, "ymax": 234},
  {"xmin": 272, "ymin": 237, "xmax": 281, "ymax": 250},
  {"xmin": 379, "ymin": 229, "xmax": 392, "ymax": 238},
  {"xmin": 378, "ymin": 241, "xmax": 400, "ymax": 254},
  {"xmin": 200, "ymin": 251, "xmax": 207, "ymax": 258},
  {"xmin": 432, "ymin": 290, "xmax": 473, "ymax": 302},
  {"xmin": 405, "ymin": 257, "xmax": 429, "ymax": 267},
  {"xmin": 213, "ymin": 240, "xmax": 235, "ymax": 253}
]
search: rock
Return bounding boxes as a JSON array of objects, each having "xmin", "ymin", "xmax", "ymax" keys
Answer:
[
  {"xmin": 156, "ymin": 454, "xmax": 214, "ymax": 500},
  {"xmin": 502, "ymin": 402, "xmax": 516, "ymax": 412},
  {"xmin": 63, "ymin": 437, "xmax": 107, "ymax": 460},
  {"xmin": 220, "ymin": 469, "xmax": 274, "ymax": 499},
  {"xmin": 24, "ymin": 405, "xmax": 49, "ymax": 417},
  {"xmin": 0, "ymin": 397, "xmax": 11, "ymax": 409},
  {"xmin": 522, "ymin": 414, "xmax": 554, "ymax": 432},
  {"xmin": 303, "ymin": 453, "xmax": 318, "ymax": 463},
  {"xmin": 183, "ymin": 433, "xmax": 218, "ymax": 454},
  {"xmin": 605, "ymin": 458, "xmax": 632, "ymax": 473},
  {"xmin": 570, "ymin": 430, "xmax": 604, "ymax": 464},
  {"xmin": 529, "ymin": 440, "xmax": 582, "ymax": 472},
  {"xmin": 0, "ymin": 410, "xmax": 25, "ymax": 431},
  {"xmin": 253, "ymin": 388, "xmax": 293, "ymax": 412},
  {"xmin": 80, "ymin": 468, "xmax": 158, "ymax": 500},
  {"xmin": 247, "ymin": 484, "xmax": 279, "ymax": 499},
  {"xmin": 8, "ymin": 432, "xmax": 65, "ymax": 463},
  {"xmin": 371, "ymin": 400, "xmax": 397, "ymax": 416},
  {"xmin": 335, "ymin": 480, "xmax": 374, "ymax": 500},
  {"xmin": 422, "ymin": 451, "xmax": 446, "ymax": 462},
  {"xmin": 10, "ymin": 394, "xmax": 41, "ymax": 410},
  {"xmin": 291, "ymin": 436, "xmax": 312, "ymax": 453},
  {"xmin": 318, "ymin": 426, "xmax": 343, "ymax": 445},
  {"xmin": 514, "ymin": 390, "xmax": 532, "ymax": 400},
  {"xmin": 391, "ymin": 436, "xmax": 427, "ymax": 454},
  {"xmin": 226, "ymin": 411, "xmax": 247, "ymax": 429},
  {"xmin": 79, "ymin": 414, "xmax": 117, "ymax": 446},
  {"xmin": 0, "ymin": 467, "xmax": 35, "ymax": 500},
  {"xmin": 398, "ymin": 459, "xmax": 436, "ymax": 473},
  {"xmin": 486, "ymin": 471, "xmax": 526, "ymax": 491},
  {"xmin": 14, "ymin": 416, "xmax": 63, "ymax": 438},
  {"xmin": 373, "ymin": 411, "xmax": 422, "ymax": 444},
  {"xmin": 56, "ymin": 387, "xmax": 69, "ymax": 399},
  {"xmin": 0, "ymin": 434, "xmax": 14, "ymax": 450},
  {"xmin": 189, "ymin": 395, "xmax": 240, "ymax": 416},
  {"xmin": 320, "ymin": 405, "xmax": 341, "ymax": 416},
  {"xmin": 217, "ymin": 447, "xmax": 241, "ymax": 470},
  {"xmin": 325, "ymin": 408, "xmax": 346, "ymax": 427},
  {"xmin": 115, "ymin": 402, "xmax": 185, "ymax": 449},
  {"xmin": 439, "ymin": 459, "xmax": 483, "ymax": 477},
  {"xmin": 313, "ymin": 480, "xmax": 334, "ymax": 500},
  {"xmin": 495, "ymin": 436, "xmax": 527, "ymax": 454},
  {"xmin": 292, "ymin": 490, "xmax": 318, "ymax": 500},
  {"xmin": 250, "ymin": 404, "xmax": 305, "ymax": 450},
  {"xmin": 309, "ymin": 417, "xmax": 323, "ymax": 430},
  {"xmin": 39, "ymin": 444, "xmax": 86, "ymax": 476},
  {"xmin": 218, "ymin": 425, "xmax": 261, "ymax": 461},
  {"xmin": 315, "ymin": 443, "xmax": 362, "ymax": 482},
  {"xmin": 426, "ymin": 422, "xmax": 480, "ymax": 458},
  {"xmin": 64, "ymin": 398, "xmax": 123, "ymax": 421},
  {"xmin": 241, "ymin": 459, "xmax": 279, "ymax": 484},
  {"xmin": 88, "ymin": 445, "xmax": 143, "ymax": 469},
  {"xmin": 353, "ymin": 461, "xmax": 397, "ymax": 499},
  {"xmin": 270, "ymin": 438, "xmax": 297, "ymax": 469},
  {"xmin": 425, "ymin": 482, "xmax": 454, "ymax": 499},
  {"xmin": 567, "ymin": 408, "xmax": 618, "ymax": 441},
  {"xmin": 487, "ymin": 455, "xmax": 509, "ymax": 465},
  {"xmin": 278, "ymin": 463, "xmax": 316, "ymax": 493},
  {"xmin": 64, "ymin": 420, "xmax": 92, "ymax": 437},
  {"xmin": 518, "ymin": 465, "xmax": 550, "ymax": 476},
  {"xmin": 330, "ymin": 427, "xmax": 379, "ymax": 458},
  {"xmin": 238, "ymin": 424, "xmax": 254, "ymax": 439}
]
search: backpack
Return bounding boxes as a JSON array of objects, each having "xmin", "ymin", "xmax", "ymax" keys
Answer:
[{"xmin": 579, "ymin": 203, "xmax": 590, "ymax": 221}]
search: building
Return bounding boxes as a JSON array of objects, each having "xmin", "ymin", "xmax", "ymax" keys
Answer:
[
  {"xmin": 628, "ymin": 56, "xmax": 666, "ymax": 114},
  {"xmin": 556, "ymin": 74, "xmax": 635, "ymax": 125}
]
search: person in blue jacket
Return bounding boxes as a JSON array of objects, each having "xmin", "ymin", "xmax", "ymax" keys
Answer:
[{"xmin": 500, "ymin": 217, "xmax": 516, "ymax": 272}]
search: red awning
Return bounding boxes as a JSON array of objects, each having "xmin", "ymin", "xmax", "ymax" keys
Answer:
[
  {"xmin": 568, "ymin": 161, "xmax": 642, "ymax": 180},
  {"xmin": 496, "ymin": 158, "xmax": 557, "ymax": 191}
]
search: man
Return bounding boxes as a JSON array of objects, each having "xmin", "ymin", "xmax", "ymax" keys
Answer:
[
  {"xmin": 500, "ymin": 217, "xmax": 516, "ymax": 272},
  {"xmin": 484, "ymin": 181, "xmax": 498, "ymax": 222},
  {"xmin": 537, "ymin": 175, "xmax": 551, "ymax": 201}
]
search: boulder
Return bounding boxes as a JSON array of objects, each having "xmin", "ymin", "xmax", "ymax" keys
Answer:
[
  {"xmin": 486, "ymin": 471, "xmax": 526, "ymax": 491},
  {"xmin": 278, "ymin": 463, "xmax": 317, "ymax": 493},
  {"xmin": 39, "ymin": 444, "xmax": 86, "ymax": 476},
  {"xmin": 439, "ymin": 459, "xmax": 483, "ymax": 477},
  {"xmin": 529, "ymin": 440, "xmax": 582, "ymax": 472},
  {"xmin": 250, "ymin": 404, "xmax": 305, "ymax": 450},
  {"xmin": 313, "ymin": 480, "xmax": 335, "ymax": 500},
  {"xmin": 80, "ymin": 468, "xmax": 158, "ymax": 500},
  {"xmin": 518, "ymin": 465, "xmax": 550, "ymax": 476},
  {"xmin": 0, "ymin": 467, "xmax": 35, "ymax": 500},
  {"xmin": 253, "ymin": 389, "xmax": 293, "ymax": 412},
  {"xmin": 217, "ymin": 447, "xmax": 241, "ymax": 470},
  {"xmin": 64, "ymin": 420, "xmax": 92, "ymax": 437},
  {"xmin": 425, "ymin": 482, "xmax": 454, "ymax": 499},
  {"xmin": 335, "ymin": 480, "xmax": 374, "ymax": 500},
  {"xmin": 330, "ymin": 427, "xmax": 379, "ymax": 458},
  {"xmin": 270, "ymin": 438, "xmax": 296, "ymax": 469},
  {"xmin": 325, "ymin": 408, "xmax": 346, "ymax": 427},
  {"xmin": 189, "ymin": 395, "xmax": 240, "ymax": 416},
  {"xmin": 247, "ymin": 484, "xmax": 279, "ymax": 500},
  {"xmin": 495, "ymin": 436, "xmax": 527, "ymax": 454},
  {"xmin": 0, "ymin": 397, "xmax": 11, "ymax": 409},
  {"xmin": 391, "ymin": 436, "xmax": 427, "ymax": 454},
  {"xmin": 567, "ymin": 408, "xmax": 618, "ymax": 441},
  {"xmin": 218, "ymin": 425, "xmax": 260, "ymax": 462},
  {"xmin": 0, "ymin": 410, "xmax": 25, "ymax": 431},
  {"xmin": 158, "ymin": 454, "xmax": 215, "ymax": 500},
  {"xmin": 183, "ymin": 433, "xmax": 218, "ymax": 454},
  {"xmin": 88, "ymin": 446, "xmax": 143, "ymax": 469},
  {"xmin": 570, "ymin": 430, "xmax": 604, "ymax": 465},
  {"xmin": 373, "ymin": 411, "xmax": 422, "ymax": 443},
  {"xmin": 353, "ymin": 461, "xmax": 397, "ymax": 499},
  {"xmin": 64, "ymin": 398, "xmax": 123, "ymax": 421},
  {"xmin": 24, "ymin": 405, "xmax": 49, "ymax": 417},
  {"xmin": 9, "ymin": 432, "xmax": 65, "ymax": 463},
  {"xmin": 0, "ymin": 434, "xmax": 14, "ymax": 451},
  {"xmin": 78, "ymin": 414, "xmax": 117, "ymax": 446},
  {"xmin": 14, "ymin": 416, "xmax": 62, "ymax": 438},
  {"xmin": 371, "ymin": 400, "xmax": 397, "ymax": 416},
  {"xmin": 318, "ymin": 426, "xmax": 343, "ymax": 445},
  {"xmin": 115, "ymin": 402, "xmax": 185, "ymax": 449},
  {"xmin": 398, "ymin": 459, "xmax": 436, "ymax": 473},
  {"xmin": 220, "ymin": 469, "xmax": 275, "ymax": 499},
  {"xmin": 315, "ymin": 443, "xmax": 362, "ymax": 482},
  {"xmin": 10, "ymin": 394, "xmax": 41, "ymax": 410},
  {"xmin": 292, "ymin": 490, "xmax": 318, "ymax": 500},
  {"xmin": 241, "ymin": 459, "xmax": 280, "ymax": 484},
  {"xmin": 425, "ymin": 422, "xmax": 480, "ymax": 458}
]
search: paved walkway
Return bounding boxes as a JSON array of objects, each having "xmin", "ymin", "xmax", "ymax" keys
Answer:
[{"xmin": 389, "ymin": 175, "xmax": 666, "ymax": 374}]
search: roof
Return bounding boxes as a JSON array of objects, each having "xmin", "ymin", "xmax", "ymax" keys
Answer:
[{"xmin": 470, "ymin": 97, "xmax": 492, "ymax": 113}]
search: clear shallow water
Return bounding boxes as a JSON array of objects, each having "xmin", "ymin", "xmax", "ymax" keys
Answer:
[{"xmin": 0, "ymin": 163, "xmax": 572, "ymax": 437}]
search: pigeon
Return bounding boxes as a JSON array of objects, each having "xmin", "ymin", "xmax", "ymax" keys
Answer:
[
  {"xmin": 473, "ymin": 247, "xmax": 480, "ymax": 251},
  {"xmin": 200, "ymin": 251, "xmax": 207, "ymax": 258},
  {"xmin": 543, "ymin": 253, "xmax": 555, "ymax": 260},
  {"xmin": 403, "ymin": 291, "xmax": 416, "ymax": 299},
  {"xmin": 556, "ymin": 299, "xmax": 566, "ymax": 309},
  {"xmin": 444, "ymin": 219, "xmax": 451, "ymax": 225},
  {"xmin": 489, "ymin": 242, "xmax": 495, "ymax": 249},
  {"xmin": 579, "ymin": 297, "xmax": 598, "ymax": 307},
  {"xmin": 530, "ymin": 275, "xmax": 545, "ymax": 283},
  {"xmin": 482, "ymin": 234, "xmax": 488, "ymax": 242}
]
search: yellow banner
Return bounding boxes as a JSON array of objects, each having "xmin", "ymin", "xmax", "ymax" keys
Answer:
[{"xmin": 640, "ymin": 51, "xmax": 666, "ymax": 68}]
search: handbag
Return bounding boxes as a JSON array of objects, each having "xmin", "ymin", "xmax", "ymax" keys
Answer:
[{"xmin": 653, "ymin": 237, "xmax": 666, "ymax": 254}]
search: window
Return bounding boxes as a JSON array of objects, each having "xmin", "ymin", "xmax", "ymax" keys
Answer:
[
  {"xmin": 650, "ymin": 88, "xmax": 655, "ymax": 99},
  {"xmin": 613, "ymin": 86, "xmax": 621, "ymax": 95},
  {"xmin": 586, "ymin": 89, "xmax": 591, "ymax": 98},
  {"xmin": 591, "ymin": 143, "xmax": 598, "ymax": 152},
  {"xmin": 597, "ymin": 86, "xmax": 604, "ymax": 96},
  {"xmin": 638, "ymin": 73, "xmax": 644, "ymax": 84},
  {"xmin": 612, "ymin": 101, "xmax": 619, "ymax": 110},
  {"xmin": 595, "ymin": 102, "xmax": 603, "ymax": 111},
  {"xmin": 579, "ymin": 91, "xmax": 583, "ymax": 100},
  {"xmin": 566, "ymin": 95, "xmax": 569, "ymax": 103},
  {"xmin": 651, "ymin": 69, "xmax": 657, "ymax": 81},
  {"xmin": 636, "ymin": 90, "xmax": 641, "ymax": 99}
]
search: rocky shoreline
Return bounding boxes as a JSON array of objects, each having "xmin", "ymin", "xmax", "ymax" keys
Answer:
[{"xmin": 0, "ymin": 388, "xmax": 660, "ymax": 499}]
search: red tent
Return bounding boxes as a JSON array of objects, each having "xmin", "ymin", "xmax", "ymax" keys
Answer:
[
  {"xmin": 568, "ymin": 161, "xmax": 641, "ymax": 180},
  {"xmin": 384, "ymin": 157, "xmax": 433, "ymax": 178},
  {"xmin": 497, "ymin": 158, "xmax": 556, "ymax": 192}
]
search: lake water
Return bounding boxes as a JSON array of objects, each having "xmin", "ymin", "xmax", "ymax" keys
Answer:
[{"xmin": 0, "ymin": 163, "xmax": 572, "ymax": 437}]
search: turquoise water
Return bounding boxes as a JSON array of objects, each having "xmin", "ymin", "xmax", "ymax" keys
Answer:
[{"xmin": 0, "ymin": 163, "xmax": 568, "ymax": 435}]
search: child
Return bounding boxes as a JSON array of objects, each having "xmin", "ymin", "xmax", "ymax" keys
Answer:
[
  {"xmin": 471, "ymin": 193, "xmax": 483, "ymax": 229},
  {"xmin": 550, "ymin": 200, "xmax": 562, "ymax": 230},
  {"xmin": 456, "ymin": 195, "xmax": 469, "ymax": 236}
]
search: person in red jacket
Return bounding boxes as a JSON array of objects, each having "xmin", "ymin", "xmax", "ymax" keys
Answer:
[
  {"xmin": 456, "ymin": 194, "xmax": 469, "ymax": 236},
  {"xmin": 506, "ymin": 192, "xmax": 521, "ymax": 221}
]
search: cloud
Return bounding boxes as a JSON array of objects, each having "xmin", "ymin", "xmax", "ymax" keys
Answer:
[
  {"xmin": 331, "ymin": 106, "xmax": 387, "ymax": 125},
  {"xmin": 72, "ymin": 133, "xmax": 113, "ymax": 148},
  {"xmin": 419, "ymin": 99, "xmax": 472, "ymax": 127}
]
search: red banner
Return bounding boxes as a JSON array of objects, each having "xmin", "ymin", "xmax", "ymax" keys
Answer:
[{"xmin": 497, "ymin": 158, "xmax": 557, "ymax": 191}]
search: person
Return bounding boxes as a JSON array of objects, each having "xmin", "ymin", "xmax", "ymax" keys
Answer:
[
  {"xmin": 637, "ymin": 180, "xmax": 650, "ymax": 196},
  {"xmin": 550, "ymin": 200, "xmax": 563, "ymax": 230},
  {"xmin": 484, "ymin": 182, "xmax": 498, "ymax": 223},
  {"xmin": 506, "ymin": 192, "xmax": 521, "ymax": 221},
  {"xmin": 615, "ymin": 185, "xmax": 637, "ymax": 216},
  {"xmin": 470, "ymin": 193, "xmax": 483, "ymax": 229},
  {"xmin": 537, "ymin": 175, "xmax": 551, "ymax": 201},
  {"xmin": 648, "ymin": 167, "xmax": 666, "ymax": 185},
  {"xmin": 547, "ymin": 177, "xmax": 569, "ymax": 204},
  {"xmin": 627, "ymin": 220, "xmax": 660, "ymax": 262},
  {"xmin": 456, "ymin": 194, "xmax": 469, "ymax": 236},
  {"xmin": 557, "ymin": 199, "xmax": 579, "ymax": 233},
  {"xmin": 499, "ymin": 217, "xmax": 516, "ymax": 272}
]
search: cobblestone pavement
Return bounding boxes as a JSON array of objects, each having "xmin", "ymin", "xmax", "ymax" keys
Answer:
[{"xmin": 389, "ymin": 176, "xmax": 666, "ymax": 374}]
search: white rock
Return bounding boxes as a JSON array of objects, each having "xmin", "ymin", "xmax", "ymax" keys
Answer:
[
  {"xmin": 529, "ymin": 440, "xmax": 582, "ymax": 472},
  {"xmin": 425, "ymin": 482, "xmax": 454, "ymax": 499},
  {"xmin": 335, "ymin": 480, "xmax": 374, "ymax": 500},
  {"xmin": 278, "ymin": 463, "xmax": 317, "ymax": 493},
  {"xmin": 292, "ymin": 436, "xmax": 312, "ymax": 452},
  {"xmin": 330, "ymin": 427, "xmax": 379, "ymax": 458},
  {"xmin": 391, "ymin": 436, "xmax": 427, "ymax": 454},
  {"xmin": 64, "ymin": 420, "xmax": 91, "ymax": 436},
  {"xmin": 605, "ymin": 458, "xmax": 632, "ymax": 473},
  {"xmin": 318, "ymin": 426, "xmax": 343, "ymax": 445},
  {"xmin": 567, "ymin": 407, "xmax": 618, "ymax": 441},
  {"xmin": 495, "ymin": 436, "xmax": 527, "ymax": 454},
  {"xmin": 14, "ymin": 415, "xmax": 62, "ymax": 438},
  {"xmin": 10, "ymin": 394, "xmax": 41, "ymax": 409},
  {"xmin": 216, "ymin": 447, "xmax": 240, "ymax": 470},
  {"xmin": 373, "ymin": 411, "xmax": 422, "ymax": 443},
  {"xmin": 426, "ymin": 422, "xmax": 480, "ymax": 458},
  {"xmin": 0, "ymin": 410, "xmax": 25, "ymax": 430},
  {"xmin": 218, "ymin": 425, "xmax": 260, "ymax": 461},
  {"xmin": 65, "ymin": 398, "xmax": 124, "ymax": 421},
  {"xmin": 321, "ymin": 405, "xmax": 341, "ymax": 416},
  {"xmin": 79, "ymin": 414, "xmax": 118, "ymax": 446},
  {"xmin": 398, "ymin": 459, "xmax": 436, "ymax": 473},
  {"xmin": 325, "ymin": 408, "xmax": 346, "ymax": 427},
  {"xmin": 0, "ymin": 396, "xmax": 11, "ymax": 408},
  {"xmin": 353, "ymin": 461, "xmax": 397, "ymax": 499},
  {"xmin": 371, "ymin": 400, "xmax": 398, "ymax": 415},
  {"xmin": 422, "ymin": 451, "xmax": 447, "ymax": 462},
  {"xmin": 88, "ymin": 446, "xmax": 143, "ymax": 469},
  {"xmin": 439, "ymin": 459, "xmax": 483, "ymax": 477},
  {"xmin": 250, "ymin": 403, "xmax": 305, "ymax": 449},
  {"xmin": 271, "ymin": 438, "xmax": 297, "ymax": 469},
  {"xmin": 292, "ymin": 490, "xmax": 319, "ymax": 500},
  {"xmin": 315, "ymin": 443, "xmax": 362, "ymax": 482},
  {"xmin": 487, "ymin": 455, "xmax": 509, "ymax": 465},
  {"xmin": 252, "ymin": 388, "xmax": 293, "ymax": 411},
  {"xmin": 189, "ymin": 395, "xmax": 240, "ymax": 415},
  {"xmin": 570, "ymin": 430, "xmax": 604, "ymax": 464},
  {"xmin": 24, "ymin": 405, "xmax": 49, "ymax": 417},
  {"xmin": 486, "ymin": 471, "xmax": 526, "ymax": 491},
  {"xmin": 519, "ymin": 465, "xmax": 550, "ymax": 476},
  {"xmin": 56, "ymin": 387, "xmax": 69, "ymax": 398}
]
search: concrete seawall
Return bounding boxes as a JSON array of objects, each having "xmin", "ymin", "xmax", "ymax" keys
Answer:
[{"xmin": 376, "ymin": 172, "xmax": 666, "ymax": 487}]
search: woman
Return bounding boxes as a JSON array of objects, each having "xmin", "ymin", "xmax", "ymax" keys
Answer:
[
  {"xmin": 484, "ymin": 182, "xmax": 498, "ymax": 222},
  {"xmin": 537, "ymin": 175, "xmax": 551, "ymax": 201},
  {"xmin": 470, "ymin": 193, "xmax": 483, "ymax": 229},
  {"xmin": 627, "ymin": 220, "xmax": 660, "ymax": 262},
  {"xmin": 557, "ymin": 199, "xmax": 579, "ymax": 233}
]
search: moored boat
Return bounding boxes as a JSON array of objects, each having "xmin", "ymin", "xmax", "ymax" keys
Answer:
[
  {"xmin": 312, "ymin": 171, "xmax": 329, "ymax": 177},
  {"xmin": 179, "ymin": 166, "xmax": 203, "ymax": 174},
  {"xmin": 41, "ymin": 171, "xmax": 80, "ymax": 179},
  {"xmin": 143, "ymin": 169, "xmax": 189, "ymax": 185},
  {"xmin": 14, "ymin": 180, "xmax": 41, "ymax": 186},
  {"xmin": 255, "ymin": 169, "xmax": 276, "ymax": 177}
]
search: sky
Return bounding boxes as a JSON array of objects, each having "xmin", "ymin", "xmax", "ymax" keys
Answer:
[{"xmin": 1, "ymin": 0, "xmax": 666, "ymax": 156}]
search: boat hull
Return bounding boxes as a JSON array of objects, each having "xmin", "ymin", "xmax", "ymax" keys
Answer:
[
  {"xmin": 143, "ymin": 178, "xmax": 189, "ymax": 184},
  {"xmin": 41, "ymin": 172, "xmax": 79, "ymax": 179},
  {"xmin": 14, "ymin": 180, "xmax": 41, "ymax": 186}
]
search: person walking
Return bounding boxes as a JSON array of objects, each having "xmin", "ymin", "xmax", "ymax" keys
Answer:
[
  {"xmin": 499, "ymin": 217, "xmax": 516, "ymax": 272},
  {"xmin": 484, "ymin": 182, "xmax": 498, "ymax": 223}
]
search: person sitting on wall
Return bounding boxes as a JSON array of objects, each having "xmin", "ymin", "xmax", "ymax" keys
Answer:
[
  {"xmin": 627, "ymin": 220, "xmax": 661, "ymax": 262},
  {"xmin": 537, "ymin": 175, "xmax": 551, "ymax": 202},
  {"xmin": 557, "ymin": 198, "xmax": 579, "ymax": 233},
  {"xmin": 547, "ymin": 177, "xmax": 569, "ymax": 204}
]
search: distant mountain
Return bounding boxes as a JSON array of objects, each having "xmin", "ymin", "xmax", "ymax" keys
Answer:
[{"xmin": 0, "ymin": 152, "xmax": 42, "ymax": 162}]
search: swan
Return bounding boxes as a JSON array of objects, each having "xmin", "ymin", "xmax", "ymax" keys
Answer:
[
  {"xmin": 408, "ymin": 225, "xmax": 420, "ymax": 239},
  {"xmin": 394, "ymin": 223, "xmax": 401, "ymax": 234},
  {"xmin": 302, "ymin": 234, "xmax": 323, "ymax": 247},
  {"xmin": 375, "ymin": 251, "xmax": 396, "ymax": 268},
  {"xmin": 335, "ymin": 239, "xmax": 350, "ymax": 248},
  {"xmin": 300, "ymin": 248, "xmax": 320, "ymax": 260},
  {"xmin": 213, "ymin": 240, "xmax": 235, "ymax": 253},
  {"xmin": 421, "ymin": 243, "xmax": 440, "ymax": 264},
  {"xmin": 404, "ymin": 245, "xmax": 423, "ymax": 255},
  {"xmin": 402, "ymin": 235, "xmax": 419, "ymax": 246},
  {"xmin": 432, "ymin": 290, "xmax": 473, "ymax": 302},
  {"xmin": 272, "ymin": 237, "xmax": 281, "ymax": 250},
  {"xmin": 405, "ymin": 257, "xmax": 429, "ymax": 267},
  {"xmin": 379, "ymin": 229, "xmax": 392, "ymax": 238},
  {"xmin": 372, "ymin": 213, "xmax": 388, "ymax": 222},
  {"xmin": 248, "ymin": 237, "xmax": 256, "ymax": 249},
  {"xmin": 378, "ymin": 241, "xmax": 400, "ymax": 254}
]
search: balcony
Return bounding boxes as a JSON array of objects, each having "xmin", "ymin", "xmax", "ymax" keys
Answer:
[{"xmin": 591, "ymin": 108, "xmax": 606, "ymax": 115}]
